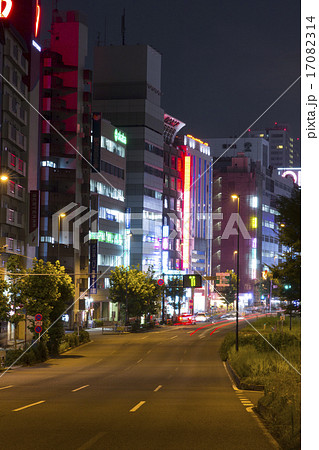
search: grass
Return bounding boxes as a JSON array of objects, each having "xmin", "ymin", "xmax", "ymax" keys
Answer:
[{"xmin": 220, "ymin": 316, "xmax": 301, "ymax": 449}]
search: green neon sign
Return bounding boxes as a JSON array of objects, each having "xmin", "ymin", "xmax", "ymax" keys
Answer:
[
  {"xmin": 183, "ymin": 274, "xmax": 202, "ymax": 288},
  {"xmin": 114, "ymin": 129, "xmax": 127, "ymax": 145}
]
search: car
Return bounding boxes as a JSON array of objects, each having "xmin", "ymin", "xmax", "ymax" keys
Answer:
[
  {"xmin": 177, "ymin": 314, "xmax": 196, "ymax": 325},
  {"xmin": 195, "ymin": 313, "xmax": 208, "ymax": 323}
]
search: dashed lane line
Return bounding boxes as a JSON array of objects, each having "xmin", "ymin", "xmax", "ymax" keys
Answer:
[
  {"xmin": 72, "ymin": 385, "xmax": 90, "ymax": 392},
  {"xmin": 130, "ymin": 401, "xmax": 146, "ymax": 412},
  {"xmin": 0, "ymin": 385, "xmax": 13, "ymax": 390},
  {"xmin": 13, "ymin": 400, "xmax": 45, "ymax": 412}
]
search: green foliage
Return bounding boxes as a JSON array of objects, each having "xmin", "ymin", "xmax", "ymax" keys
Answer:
[
  {"xmin": 109, "ymin": 265, "xmax": 161, "ymax": 322},
  {"xmin": 0, "ymin": 279, "xmax": 10, "ymax": 322},
  {"xmin": 270, "ymin": 187, "xmax": 301, "ymax": 302},
  {"xmin": 220, "ymin": 271, "xmax": 237, "ymax": 309}
]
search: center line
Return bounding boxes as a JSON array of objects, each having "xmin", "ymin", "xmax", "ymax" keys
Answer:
[
  {"xmin": 0, "ymin": 385, "xmax": 14, "ymax": 390},
  {"xmin": 130, "ymin": 401, "xmax": 146, "ymax": 412},
  {"xmin": 170, "ymin": 335, "xmax": 178, "ymax": 340},
  {"xmin": 154, "ymin": 385, "xmax": 162, "ymax": 392},
  {"xmin": 13, "ymin": 400, "xmax": 45, "ymax": 412},
  {"xmin": 72, "ymin": 385, "xmax": 89, "ymax": 392}
]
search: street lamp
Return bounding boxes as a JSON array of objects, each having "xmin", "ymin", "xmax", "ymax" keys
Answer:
[
  {"xmin": 231, "ymin": 194, "xmax": 240, "ymax": 352},
  {"xmin": 57, "ymin": 213, "xmax": 66, "ymax": 262},
  {"xmin": 125, "ymin": 231, "xmax": 133, "ymax": 325}
]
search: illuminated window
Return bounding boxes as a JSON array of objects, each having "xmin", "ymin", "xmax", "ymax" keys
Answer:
[
  {"xmin": 251, "ymin": 217, "xmax": 257, "ymax": 228},
  {"xmin": 10, "ymin": 153, "xmax": 16, "ymax": 167}
]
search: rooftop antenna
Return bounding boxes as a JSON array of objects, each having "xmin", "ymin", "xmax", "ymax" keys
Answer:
[{"xmin": 121, "ymin": 8, "xmax": 126, "ymax": 45}]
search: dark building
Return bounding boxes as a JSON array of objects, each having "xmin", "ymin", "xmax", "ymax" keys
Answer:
[
  {"xmin": 39, "ymin": 10, "xmax": 91, "ymax": 327},
  {"xmin": 93, "ymin": 44, "xmax": 164, "ymax": 274}
]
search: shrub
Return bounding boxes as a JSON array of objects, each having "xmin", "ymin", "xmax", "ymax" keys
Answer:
[
  {"xmin": 79, "ymin": 330, "xmax": 90, "ymax": 343},
  {"xmin": 5, "ymin": 349, "xmax": 23, "ymax": 367}
]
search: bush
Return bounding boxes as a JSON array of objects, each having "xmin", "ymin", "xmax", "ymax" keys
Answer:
[
  {"xmin": 79, "ymin": 330, "xmax": 90, "ymax": 343},
  {"xmin": 5, "ymin": 349, "xmax": 23, "ymax": 367},
  {"xmin": 93, "ymin": 319, "xmax": 103, "ymax": 327}
]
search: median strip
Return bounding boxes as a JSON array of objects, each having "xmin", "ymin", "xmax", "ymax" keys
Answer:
[
  {"xmin": 13, "ymin": 400, "xmax": 45, "ymax": 412},
  {"xmin": 130, "ymin": 401, "xmax": 146, "ymax": 412}
]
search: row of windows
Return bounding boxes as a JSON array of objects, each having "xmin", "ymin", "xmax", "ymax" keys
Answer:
[
  {"xmin": 100, "ymin": 136, "xmax": 125, "ymax": 158},
  {"xmin": 144, "ymin": 187, "xmax": 162, "ymax": 200},
  {"xmin": 144, "ymin": 164, "xmax": 163, "ymax": 178},
  {"xmin": 101, "ymin": 160, "xmax": 124, "ymax": 179},
  {"xmin": 9, "ymin": 152, "xmax": 25, "ymax": 173},
  {"xmin": 262, "ymin": 235, "xmax": 279, "ymax": 244},
  {"xmin": 145, "ymin": 143, "xmax": 163, "ymax": 157},
  {"xmin": 90, "ymin": 180, "xmax": 124, "ymax": 202},
  {"xmin": 164, "ymin": 175, "xmax": 182, "ymax": 191}
]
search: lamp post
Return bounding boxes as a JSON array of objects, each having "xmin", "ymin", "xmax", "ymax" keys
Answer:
[
  {"xmin": 125, "ymin": 232, "xmax": 132, "ymax": 325},
  {"xmin": 231, "ymin": 194, "xmax": 240, "ymax": 352},
  {"xmin": 57, "ymin": 213, "xmax": 66, "ymax": 262}
]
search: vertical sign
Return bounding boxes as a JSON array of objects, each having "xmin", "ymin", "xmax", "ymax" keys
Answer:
[
  {"xmin": 90, "ymin": 240, "xmax": 98, "ymax": 295},
  {"xmin": 183, "ymin": 156, "xmax": 191, "ymax": 269},
  {"xmin": 29, "ymin": 190, "xmax": 40, "ymax": 246},
  {"xmin": 92, "ymin": 113, "xmax": 101, "ymax": 172}
]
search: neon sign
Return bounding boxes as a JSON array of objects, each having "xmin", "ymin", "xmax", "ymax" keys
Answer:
[
  {"xmin": 35, "ymin": 0, "xmax": 41, "ymax": 37},
  {"xmin": 183, "ymin": 156, "xmax": 191, "ymax": 269},
  {"xmin": 114, "ymin": 129, "xmax": 127, "ymax": 145},
  {"xmin": 0, "ymin": 0, "xmax": 13, "ymax": 18}
]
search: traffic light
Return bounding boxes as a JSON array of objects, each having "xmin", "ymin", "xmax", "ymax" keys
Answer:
[
  {"xmin": 284, "ymin": 284, "xmax": 292, "ymax": 290},
  {"xmin": 183, "ymin": 274, "xmax": 202, "ymax": 288}
]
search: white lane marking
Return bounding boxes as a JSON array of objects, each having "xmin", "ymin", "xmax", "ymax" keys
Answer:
[
  {"xmin": 169, "ymin": 335, "xmax": 178, "ymax": 340},
  {"xmin": 72, "ymin": 385, "xmax": 90, "ymax": 392},
  {"xmin": 146, "ymin": 350, "xmax": 152, "ymax": 354},
  {"xmin": 140, "ymin": 336, "xmax": 149, "ymax": 340},
  {"xmin": 77, "ymin": 432, "xmax": 106, "ymax": 450},
  {"xmin": 13, "ymin": 400, "xmax": 45, "ymax": 412},
  {"xmin": 0, "ymin": 385, "xmax": 13, "ymax": 390},
  {"xmin": 154, "ymin": 385, "xmax": 162, "ymax": 392},
  {"xmin": 130, "ymin": 401, "xmax": 146, "ymax": 412},
  {"xmin": 95, "ymin": 359, "xmax": 103, "ymax": 363},
  {"xmin": 136, "ymin": 359, "xmax": 143, "ymax": 364}
]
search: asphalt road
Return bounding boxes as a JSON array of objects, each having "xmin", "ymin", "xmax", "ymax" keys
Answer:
[{"xmin": 0, "ymin": 322, "xmax": 279, "ymax": 450}]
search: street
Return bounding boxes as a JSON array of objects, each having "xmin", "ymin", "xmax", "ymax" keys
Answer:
[{"xmin": 0, "ymin": 323, "xmax": 278, "ymax": 450}]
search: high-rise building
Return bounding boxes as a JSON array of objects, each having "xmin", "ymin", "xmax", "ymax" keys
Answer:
[
  {"xmin": 39, "ymin": 10, "xmax": 92, "ymax": 327},
  {"xmin": 89, "ymin": 115, "xmax": 127, "ymax": 322},
  {"xmin": 93, "ymin": 44, "xmax": 164, "ymax": 274},
  {"xmin": 177, "ymin": 134, "xmax": 213, "ymax": 312},
  {"xmin": 248, "ymin": 123, "xmax": 297, "ymax": 168},
  {"xmin": 162, "ymin": 114, "xmax": 186, "ymax": 275},
  {"xmin": 0, "ymin": 0, "xmax": 42, "ymax": 344},
  {"xmin": 212, "ymin": 152, "xmax": 295, "ymax": 307}
]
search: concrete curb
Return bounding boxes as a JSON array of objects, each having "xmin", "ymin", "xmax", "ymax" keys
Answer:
[{"xmin": 225, "ymin": 360, "xmax": 264, "ymax": 391}]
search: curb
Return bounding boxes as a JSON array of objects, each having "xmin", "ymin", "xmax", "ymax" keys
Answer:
[{"xmin": 225, "ymin": 360, "xmax": 264, "ymax": 391}]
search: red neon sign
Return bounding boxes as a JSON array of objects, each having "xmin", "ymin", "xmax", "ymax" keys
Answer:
[
  {"xmin": 0, "ymin": 0, "xmax": 13, "ymax": 18},
  {"xmin": 35, "ymin": 0, "xmax": 40, "ymax": 37}
]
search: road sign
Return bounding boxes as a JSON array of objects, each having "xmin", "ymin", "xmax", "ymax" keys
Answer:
[
  {"xmin": 157, "ymin": 279, "xmax": 164, "ymax": 286},
  {"xmin": 35, "ymin": 325, "xmax": 42, "ymax": 334},
  {"xmin": 183, "ymin": 274, "xmax": 202, "ymax": 288},
  {"xmin": 35, "ymin": 313, "xmax": 42, "ymax": 321},
  {"xmin": 35, "ymin": 321, "xmax": 43, "ymax": 327},
  {"xmin": 215, "ymin": 273, "xmax": 231, "ymax": 287}
]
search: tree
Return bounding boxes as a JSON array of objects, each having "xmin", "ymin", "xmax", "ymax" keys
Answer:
[
  {"xmin": 109, "ymin": 266, "xmax": 161, "ymax": 323},
  {"xmin": 270, "ymin": 187, "xmax": 301, "ymax": 303},
  {"xmin": 23, "ymin": 259, "xmax": 75, "ymax": 352},
  {"xmin": 219, "ymin": 271, "xmax": 237, "ymax": 310},
  {"xmin": 164, "ymin": 277, "xmax": 185, "ymax": 316},
  {"xmin": 6, "ymin": 255, "xmax": 27, "ymax": 349},
  {"xmin": 0, "ymin": 279, "xmax": 9, "ymax": 322}
]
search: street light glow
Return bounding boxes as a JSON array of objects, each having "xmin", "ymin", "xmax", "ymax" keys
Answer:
[{"xmin": 0, "ymin": 174, "xmax": 9, "ymax": 182}]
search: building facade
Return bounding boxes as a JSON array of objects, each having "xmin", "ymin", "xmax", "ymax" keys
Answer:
[
  {"xmin": 93, "ymin": 44, "xmax": 164, "ymax": 274},
  {"xmin": 39, "ymin": 10, "xmax": 91, "ymax": 327},
  {"xmin": 89, "ymin": 116, "xmax": 127, "ymax": 321}
]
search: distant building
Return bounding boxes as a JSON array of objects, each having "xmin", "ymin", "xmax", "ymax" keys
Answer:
[
  {"xmin": 212, "ymin": 152, "xmax": 294, "ymax": 307},
  {"xmin": 247, "ymin": 123, "xmax": 298, "ymax": 168},
  {"xmin": 93, "ymin": 44, "xmax": 164, "ymax": 274}
]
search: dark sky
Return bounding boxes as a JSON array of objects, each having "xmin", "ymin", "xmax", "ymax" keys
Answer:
[{"xmin": 41, "ymin": 0, "xmax": 301, "ymax": 140}]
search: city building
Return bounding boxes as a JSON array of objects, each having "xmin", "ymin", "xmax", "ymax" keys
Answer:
[
  {"xmin": 176, "ymin": 134, "xmax": 213, "ymax": 313},
  {"xmin": 93, "ymin": 44, "xmax": 164, "ymax": 274},
  {"xmin": 0, "ymin": 1, "xmax": 42, "ymax": 345},
  {"xmin": 212, "ymin": 152, "xmax": 295, "ymax": 308},
  {"xmin": 247, "ymin": 123, "xmax": 299, "ymax": 168},
  {"xmin": 162, "ymin": 113, "xmax": 186, "ymax": 276},
  {"xmin": 88, "ymin": 115, "xmax": 127, "ymax": 322},
  {"xmin": 39, "ymin": 10, "xmax": 92, "ymax": 328}
]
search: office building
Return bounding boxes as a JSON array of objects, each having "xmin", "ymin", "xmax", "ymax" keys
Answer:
[{"xmin": 93, "ymin": 44, "xmax": 164, "ymax": 274}]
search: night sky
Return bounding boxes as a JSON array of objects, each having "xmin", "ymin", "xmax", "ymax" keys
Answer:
[{"xmin": 41, "ymin": 0, "xmax": 301, "ymax": 140}]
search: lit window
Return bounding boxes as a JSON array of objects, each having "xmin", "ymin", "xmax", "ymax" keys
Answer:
[{"xmin": 251, "ymin": 217, "xmax": 257, "ymax": 228}]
